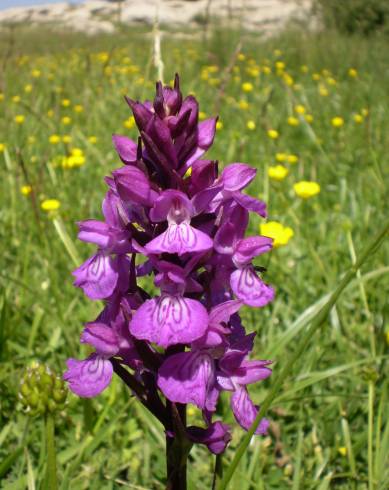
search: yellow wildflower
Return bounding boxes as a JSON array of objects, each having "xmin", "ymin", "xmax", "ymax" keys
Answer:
[
  {"xmin": 242, "ymin": 82, "xmax": 253, "ymax": 92},
  {"xmin": 41, "ymin": 199, "xmax": 60, "ymax": 212},
  {"xmin": 275, "ymin": 153, "xmax": 287, "ymax": 162},
  {"xmin": 238, "ymin": 100, "xmax": 249, "ymax": 110},
  {"xmin": 294, "ymin": 104, "xmax": 306, "ymax": 115},
  {"xmin": 62, "ymin": 135, "xmax": 72, "ymax": 144},
  {"xmin": 275, "ymin": 61, "xmax": 285, "ymax": 71},
  {"xmin": 47, "ymin": 109, "xmax": 54, "ymax": 118},
  {"xmin": 331, "ymin": 116, "xmax": 344, "ymax": 128},
  {"xmin": 247, "ymin": 120, "xmax": 256, "ymax": 130},
  {"xmin": 260, "ymin": 221, "xmax": 294, "ymax": 248},
  {"xmin": 31, "ymin": 69, "xmax": 41, "ymax": 78},
  {"xmin": 24, "ymin": 84, "xmax": 33, "ymax": 93},
  {"xmin": 287, "ymin": 116, "xmax": 299, "ymax": 127},
  {"xmin": 267, "ymin": 129, "xmax": 279, "ymax": 139},
  {"xmin": 273, "ymin": 49, "xmax": 282, "ymax": 57},
  {"xmin": 74, "ymin": 104, "xmax": 84, "ymax": 113},
  {"xmin": 268, "ymin": 165, "xmax": 288, "ymax": 181},
  {"xmin": 0, "ymin": 143, "xmax": 5, "ymax": 152},
  {"xmin": 262, "ymin": 66, "xmax": 271, "ymax": 75},
  {"xmin": 293, "ymin": 181, "xmax": 320, "ymax": 199},
  {"xmin": 338, "ymin": 447, "xmax": 347, "ymax": 457},
  {"xmin": 216, "ymin": 120, "xmax": 223, "ymax": 131},
  {"xmin": 61, "ymin": 116, "xmax": 71, "ymax": 125},
  {"xmin": 15, "ymin": 115, "xmax": 25, "ymax": 124},
  {"xmin": 28, "ymin": 136, "xmax": 36, "ymax": 145},
  {"xmin": 353, "ymin": 114, "xmax": 363, "ymax": 124},
  {"xmin": 88, "ymin": 136, "xmax": 98, "ymax": 144},
  {"xmin": 49, "ymin": 134, "xmax": 61, "ymax": 144},
  {"xmin": 61, "ymin": 99, "xmax": 71, "ymax": 107},
  {"xmin": 327, "ymin": 77, "xmax": 337, "ymax": 86},
  {"xmin": 319, "ymin": 85, "xmax": 329, "ymax": 97},
  {"xmin": 305, "ymin": 114, "xmax": 314, "ymax": 123},
  {"xmin": 287, "ymin": 154, "xmax": 299, "ymax": 164},
  {"xmin": 361, "ymin": 108, "xmax": 369, "ymax": 117},
  {"xmin": 0, "ymin": 93, "xmax": 4, "ymax": 102},
  {"xmin": 123, "ymin": 116, "xmax": 135, "ymax": 129},
  {"xmin": 348, "ymin": 68, "xmax": 358, "ymax": 78},
  {"xmin": 312, "ymin": 73, "xmax": 320, "ymax": 81},
  {"xmin": 12, "ymin": 95, "xmax": 21, "ymax": 103},
  {"xmin": 300, "ymin": 65, "xmax": 308, "ymax": 73},
  {"xmin": 199, "ymin": 111, "xmax": 207, "ymax": 121},
  {"xmin": 283, "ymin": 74, "xmax": 294, "ymax": 86},
  {"xmin": 21, "ymin": 185, "xmax": 32, "ymax": 196},
  {"xmin": 237, "ymin": 53, "xmax": 245, "ymax": 61}
]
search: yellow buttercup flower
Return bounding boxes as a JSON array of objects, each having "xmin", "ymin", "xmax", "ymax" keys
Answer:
[
  {"xmin": 12, "ymin": 95, "xmax": 21, "ymax": 103},
  {"xmin": 24, "ymin": 84, "xmax": 33, "ymax": 93},
  {"xmin": 247, "ymin": 120, "xmax": 256, "ymax": 130},
  {"xmin": 262, "ymin": 66, "xmax": 271, "ymax": 75},
  {"xmin": 319, "ymin": 85, "xmax": 329, "ymax": 97},
  {"xmin": 216, "ymin": 120, "xmax": 223, "ymax": 130},
  {"xmin": 267, "ymin": 129, "xmax": 279, "ymax": 140},
  {"xmin": 49, "ymin": 134, "xmax": 61, "ymax": 144},
  {"xmin": 61, "ymin": 99, "xmax": 71, "ymax": 107},
  {"xmin": 305, "ymin": 114, "xmax": 314, "ymax": 123},
  {"xmin": 312, "ymin": 73, "xmax": 320, "ymax": 81},
  {"xmin": 276, "ymin": 153, "xmax": 287, "ymax": 162},
  {"xmin": 237, "ymin": 53, "xmax": 245, "ymax": 61},
  {"xmin": 41, "ymin": 199, "xmax": 61, "ymax": 212},
  {"xmin": 61, "ymin": 116, "xmax": 71, "ymax": 125},
  {"xmin": 62, "ymin": 135, "xmax": 72, "ymax": 144},
  {"xmin": 361, "ymin": 108, "xmax": 369, "ymax": 117},
  {"xmin": 123, "ymin": 116, "xmax": 135, "ymax": 129},
  {"xmin": 327, "ymin": 77, "xmax": 337, "ymax": 86},
  {"xmin": 74, "ymin": 104, "xmax": 84, "ymax": 113},
  {"xmin": 338, "ymin": 447, "xmax": 347, "ymax": 457},
  {"xmin": 31, "ymin": 69, "xmax": 41, "ymax": 78},
  {"xmin": 294, "ymin": 104, "xmax": 306, "ymax": 115},
  {"xmin": 287, "ymin": 116, "xmax": 299, "ymax": 127},
  {"xmin": 242, "ymin": 82, "xmax": 253, "ymax": 92},
  {"xmin": 300, "ymin": 65, "xmax": 308, "ymax": 73},
  {"xmin": 0, "ymin": 93, "xmax": 4, "ymax": 102},
  {"xmin": 268, "ymin": 165, "xmax": 288, "ymax": 181},
  {"xmin": 275, "ymin": 61, "xmax": 285, "ymax": 71},
  {"xmin": 260, "ymin": 221, "xmax": 294, "ymax": 248},
  {"xmin": 0, "ymin": 143, "xmax": 5, "ymax": 152},
  {"xmin": 199, "ymin": 111, "xmax": 207, "ymax": 121},
  {"xmin": 21, "ymin": 185, "xmax": 32, "ymax": 196},
  {"xmin": 348, "ymin": 68, "xmax": 358, "ymax": 78},
  {"xmin": 294, "ymin": 181, "xmax": 320, "ymax": 199},
  {"xmin": 88, "ymin": 136, "xmax": 98, "ymax": 144},
  {"xmin": 238, "ymin": 100, "xmax": 249, "ymax": 110},
  {"xmin": 353, "ymin": 114, "xmax": 363, "ymax": 124},
  {"xmin": 287, "ymin": 154, "xmax": 299, "ymax": 164},
  {"xmin": 331, "ymin": 116, "xmax": 344, "ymax": 128},
  {"xmin": 15, "ymin": 115, "xmax": 25, "ymax": 124}
]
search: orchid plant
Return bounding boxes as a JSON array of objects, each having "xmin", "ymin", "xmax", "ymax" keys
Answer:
[{"xmin": 64, "ymin": 74, "xmax": 275, "ymax": 488}]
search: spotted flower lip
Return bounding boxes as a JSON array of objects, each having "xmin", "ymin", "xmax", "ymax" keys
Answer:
[{"xmin": 65, "ymin": 73, "xmax": 276, "ymax": 454}]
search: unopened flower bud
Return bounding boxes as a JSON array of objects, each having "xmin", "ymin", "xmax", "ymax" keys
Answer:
[{"xmin": 19, "ymin": 363, "xmax": 67, "ymax": 416}]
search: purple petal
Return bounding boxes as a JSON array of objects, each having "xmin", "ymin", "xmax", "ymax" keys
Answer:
[
  {"xmin": 233, "ymin": 360, "xmax": 272, "ymax": 385},
  {"xmin": 112, "ymin": 135, "xmax": 137, "ymax": 165},
  {"xmin": 77, "ymin": 220, "xmax": 111, "ymax": 249},
  {"xmin": 222, "ymin": 163, "xmax": 256, "ymax": 192},
  {"xmin": 233, "ymin": 236, "xmax": 273, "ymax": 266},
  {"xmin": 230, "ymin": 266, "xmax": 275, "ymax": 307},
  {"xmin": 81, "ymin": 323, "xmax": 120, "ymax": 356},
  {"xmin": 187, "ymin": 421, "xmax": 231, "ymax": 454},
  {"xmin": 198, "ymin": 118, "xmax": 217, "ymax": 149},
  {"xmin": 233, "ymin": 192, "xmax": 267, "ymax": 218},
  {"xmin": 145, "ymin": 223, "xmax": 213, "ymax": 256},
  {"xmin": 230, "ymin": 386, "xmax": 269, "ymax": 435},
  {"xmin": 72, "ymin": 253, "xmax": 119, "ymax": 300},
  {"xmin": 125, "ymin": 97, "xmax": 153, "ymax": 131},
  {"xmin": 214, "ymin": 222, "xmax": 239, "ymax": 255},
  {"xmin": 209, "ymin": 300, "xmax": 242, "ymax": 327},
  {"xmin": 130, "ymin": 295, "xmax": 209, "ymax": 347},
  {"xmin": 113, "ymin": 165, "xmax": 155, "ymax": 207},
  {"xmin": 157, "ymin": 351, "xmax": 215, "ymax": 408},
  {"xmin": 63, "ymin": 354, "xmax": 113, "ymax": 398},
  {"xmin": 150, "ymin": 190, "xmax": 193, "ymax": 223}
]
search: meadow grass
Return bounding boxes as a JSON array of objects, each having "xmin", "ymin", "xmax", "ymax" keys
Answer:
[{"xmin": 0, "ymin": 23, "xmax": 388, "ymax": 489}]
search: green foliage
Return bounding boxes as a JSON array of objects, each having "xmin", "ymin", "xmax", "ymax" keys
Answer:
[
  {"xmin": 314, "ymin": 0, "xmax": 389, "ymax": 36},
  {"xmin": 0, "ymin": 23, "xmax": 388, "ymax": 489}
]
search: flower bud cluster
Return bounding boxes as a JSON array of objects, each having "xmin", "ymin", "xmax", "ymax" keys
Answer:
[{"xmin": 20, "ymin": 363, "xmax": 67, "ymax": 416}]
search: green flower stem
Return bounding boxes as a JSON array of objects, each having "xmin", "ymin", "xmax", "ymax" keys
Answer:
[
  {"xmin": 45, "ymin": 413, "xmax": 58, "ymax": 490},
  {"xmin": 368, "ymin": 380, "xmax": 375, "ymax": 490},
  {"xmin": 217, "ymin": 218, "xmax": 389, "ymax": 490}
]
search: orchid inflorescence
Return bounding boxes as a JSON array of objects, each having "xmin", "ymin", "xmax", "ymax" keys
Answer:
[{"xmin": 64, "ymin": 74, "xmax": 275, "ymax": 456}]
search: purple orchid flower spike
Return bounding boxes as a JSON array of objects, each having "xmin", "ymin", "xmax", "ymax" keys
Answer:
[{"xmin": 65, "ymin": 74, "xmax": 277, "ymax": 473}]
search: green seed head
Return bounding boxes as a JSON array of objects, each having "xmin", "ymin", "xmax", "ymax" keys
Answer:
[{"xmin": 19, "ymin": 362, "xmax": 67, "ymax": 417}]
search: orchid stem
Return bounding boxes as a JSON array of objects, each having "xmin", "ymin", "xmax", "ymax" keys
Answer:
[
  {"xmin": 217, "ymin": 218, "xmax": 389, "ymax": 490},
  {"xmin": 45, "ymin": 413, "xmax": 58, "ymax": 490}
]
